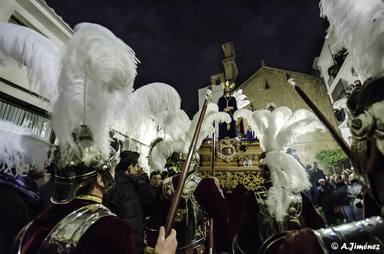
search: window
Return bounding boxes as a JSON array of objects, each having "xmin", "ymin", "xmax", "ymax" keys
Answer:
[{"xmin": 0, "ymin": 100, "xmax": 51, "ymax": 140}]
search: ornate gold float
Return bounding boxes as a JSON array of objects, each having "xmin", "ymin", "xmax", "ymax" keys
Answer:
[{"xmin": 198, "ymin": 138, "xmax": 265, "ymax": 190}]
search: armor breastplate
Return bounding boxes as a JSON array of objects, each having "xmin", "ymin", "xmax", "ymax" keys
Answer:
[
  {"xmin": 254, "ymin": 186, "xmax": 304, "ymax": 242},
  {"xmin": 313, "ymin": 216, "xmax": 384, "ymax": 254},
  {"xmin": 17, "ymin": 204, "xmax": 115, "ymax": 254},
  {"xmin": 162, "ymin": 174, "xmax": 206, "ymax": 251}
]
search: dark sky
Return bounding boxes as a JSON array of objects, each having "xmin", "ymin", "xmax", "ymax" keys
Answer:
[{"xmin": 46, "ymin": 0, "xmax": 327, "ymax": 117}]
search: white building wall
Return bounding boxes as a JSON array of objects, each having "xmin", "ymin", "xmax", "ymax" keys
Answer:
[
  {"xmin": 0, "ymin": 0, "xmax": 71, "ymax": 112},
  {"xmin": 316, "ymin": 27, "xmax": 363, "ymax": 146}
]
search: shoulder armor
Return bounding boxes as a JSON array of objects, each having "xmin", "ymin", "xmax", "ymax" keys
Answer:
[
  {"xmin": 313, "ymin": 216, "xmax": 384, "ymax": 254},
  {"xmin": 162, "ymin": 174, "xmax": 202, "ymax": 199},
  {"xmin": 38, "ymin": 204, "xmax": 115, "ymax": 253}
]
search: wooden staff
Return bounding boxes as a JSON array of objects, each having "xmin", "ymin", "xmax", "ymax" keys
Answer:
[
  {"xmin": 208, "ymin": 121, "xmax": 216, "ymax": 254},
  {"xmin": 286, "ymin": 74, "xmax": 352, "ymax": 160},
  {"xmin": 164, "ymin": 91, "xmax": 212, "ymax": 236}
]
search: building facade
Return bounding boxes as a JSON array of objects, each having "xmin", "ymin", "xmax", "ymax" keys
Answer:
[
  {"xmin": 0, "ymin": 0, "xmax": 71, "ymax": 142},
  {"xmin": 238, "ymin": 64, "xmax": 339, "ymax": 167},
  {"xmin": 316, "ymin": 27, "xmax": 364, "ymax": 145}
]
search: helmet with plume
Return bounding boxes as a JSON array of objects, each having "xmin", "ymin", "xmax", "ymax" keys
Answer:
[
  {"xmin": 234, "ymin": 106, "xmax": 325, "ymax": 221},
  {"xmin": 0, "ymin": 22, "xmax": 139, "ymax": 204}
]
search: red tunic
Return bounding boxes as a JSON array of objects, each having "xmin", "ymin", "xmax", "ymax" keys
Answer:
[{"xmin": 19, "ymin": 199, "xmax": 135, "ymax": 254}]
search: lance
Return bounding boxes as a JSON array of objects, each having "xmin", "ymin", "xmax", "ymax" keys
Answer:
[
  {"xmin": 208, "ymin": 121, "xmax": 216, "ymax": 254},
  {"xmin": 286, "ymin": 74, "xmax": 352, "ymax": 160},
  {"xmin": 164, "ymin": 90, "xmax": 212, "ymax": 236}
]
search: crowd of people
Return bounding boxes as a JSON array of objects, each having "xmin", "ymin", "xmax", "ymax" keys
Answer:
[
  {"xmin": 306, "ymin": 163, "xmax": 365, "ymax": 226},
  {"xmin": 1, "ymin": 0, "xmax": 384, "ymax": 253}
]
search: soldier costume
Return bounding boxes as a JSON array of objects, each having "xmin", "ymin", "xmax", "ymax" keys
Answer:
[
  {"xmin": 0, "ymin": 21, "xmax": 141, "ymax": 254},
  {"xmin": 143, "ymin": 95, "xmax": 233, "ymax": 254},
  {"xmin": 145, "ymin": 154, "xmax": 230, "ymax": 254},
  {"xmin": 262, "ymin": 1, "xmax": 384, "ymax": 253},
  {"xmin": 232, "ymin": 106, "xmax": 326, "ymax": 253},
  {"xmin": 0, "ymin": 120, "xmax": 49, "ymax": 254}
]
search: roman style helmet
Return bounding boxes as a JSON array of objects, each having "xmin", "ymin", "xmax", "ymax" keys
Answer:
[
  {"xmin": 49, "ymin": 23, "xmax": 139, "ymax": 204},
  {"xmin": 0, "ymin": 22, "xmax": 139, "ymax": 204}
]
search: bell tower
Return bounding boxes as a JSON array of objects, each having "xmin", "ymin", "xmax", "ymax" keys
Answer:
[
  {"xmin": 210, "ymin": 41, "xmax": 239, "ymax": 86},
  {"xmin": 221, "ymin": 41, "xmax": 239, "ymax": 83}
]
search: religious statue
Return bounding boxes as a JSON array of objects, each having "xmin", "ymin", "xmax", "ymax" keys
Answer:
[{"xmin": 218, "ymin": 81, "xmax": 238, "ymax": 139}]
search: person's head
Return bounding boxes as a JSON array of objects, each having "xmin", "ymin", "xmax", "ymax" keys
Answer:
[
  {"xmin": 115, "ymin": 151, "xmax": 140, "ymax": 176},
  {"xmin": 318, "ymin": 178, "xmax": 326, "ymax": 187},
  {"xmin": 341, "ymin": 174, "xmax": 348, "ymax": 183},
  {"xmin": 52, "ymin": 160, "xmax": 116, "ymax": 204},
  {"xmin": 335, "ymin": 175, "xmax": 343, "ymax": 184},
  {"xmin": 349, "ymin": 173, "xmax": 357, "ymax": 183},
  {"xmin": 150, "ymin": 170, "xmax": 162, "ymax": 187},
  {"xmin": 223, "ymin": 80, "xmax": 235, "ymax": 95},
  {"xmin": 312, "ymin": 161, "xmax": 318, "ymax": 169},
  {"xmin": 179, "ymin": 151, "xmax": 200, "ymax": 173},
  {"xmin": 161, "ymin": 171, "xmax": 168, "ymax": 180}
]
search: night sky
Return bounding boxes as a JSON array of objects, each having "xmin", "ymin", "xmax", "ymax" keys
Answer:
[{"xmin": 46, "ymin": 0, "xmax": 327, "ymax": 117}]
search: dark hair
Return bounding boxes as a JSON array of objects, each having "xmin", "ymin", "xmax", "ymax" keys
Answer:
[
  {"xmin": 115, "ymin": 151, "xmax": 140, "ymax": 172},
  {"xmin": 348, "ymin": 77, "xmax": 384, "ymax": 116},
  {"xmin": 161, "ymin": 171, "xmax": 168, "ymax": 180},
  {"xmin": 150, "ymin": 170, "xmax": 161, "ymax": 179}
]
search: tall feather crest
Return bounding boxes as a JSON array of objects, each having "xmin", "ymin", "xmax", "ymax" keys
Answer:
[
  {"xmin": 0, "ymin": 120, "xmax": 49, "ymax": 176},
  {"xmin": 320, "ymin": 0, "xmax": 384, "ymax": 81},
  {"xmin": 52, "ymin": 23, "xmax": 139, "ymax": 161},
  {"xmin": 149, "ymin": 103, "xmax": 230, "ymax": 170},
  {"xmin": 232, "ymin": 89, "xmax": 250, "ymax": 109},
  {"xmin": 0, "ymin": 23, "xmax": 60, "ymax": 101},
  {"xmin": 235, "ymin": 106, "xmax": 320, "ymax": 222},
  {"xmin": 264, "ymin": 151, "xmax": 311, "ymax": 221},
  {"xmin": 123, "ymin": 82, "xmax": 182, "ymax": 133},
  {"xmin": 233, "ymin": 109, "xmax": 260, "ymax": 135},
  {"xmin": 234, "ymin": 106, "xmax": 325, "ymax": 152}
]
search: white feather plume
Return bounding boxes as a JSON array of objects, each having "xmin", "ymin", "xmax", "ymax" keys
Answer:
[
  {"xmin": 235, "ymin": 106, "xmax": 324, "ymax": 152},
  {"xmin": 320, "ymin": 0, "xmax": 384, "ymax": 81},
  {"xmin": 123, "ymin": 82, "xmax": 181, "ymax": 133},
  {"xmin": 264, "ymin": 151, "xmax": 311, "ymax": 221},
  {"xmin": 234, "ymin": 106, "xmax": 320, "ymax": 221},
  {"xmin": 163, "ymin": 110, "xmax": 191, "ymax": 142},
  {"xmin": 0, "ymin": 120, "xmax": 49, "ymax": 176},
  {"xmin": 232, "ymin": 89, "xmax": 250, "ymax": 109},
  {"xmin": 333, "ymin": 98, "xmax": 348, "ymax": 110},
  {"xmin": 276, "ymin": 119, "xmax": 326, "ymax": 150},
  {"xmin": 184, "ymin": 103, "xmax": 230, "ymax": 151},
  {"xmin": 149, "ymin": 103, "xmax": 230, "ymax": 169},
  {"xmin": 0, "ymin": 23, "xmax": 60, "ymax": 101},
  {"xmin": 233, "ymin": 109, "xmax": 260, "ymax": 136},
  {"xmin": 149, "ymin": 140, "xmax": 185, "ymax": 170},
  {"xmin": 52, "ymin": 23, "xmax": 139, "ymax": 160}
]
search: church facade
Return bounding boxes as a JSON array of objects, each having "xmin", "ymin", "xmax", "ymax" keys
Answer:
[{"xmin": 239, "ymin": 64, "xmax": 339, "ymax": 168}]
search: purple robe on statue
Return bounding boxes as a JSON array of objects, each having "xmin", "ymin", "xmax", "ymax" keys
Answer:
[{"xmin": 218, "ymin": 95, "xmax": 237, "ymax": 139}]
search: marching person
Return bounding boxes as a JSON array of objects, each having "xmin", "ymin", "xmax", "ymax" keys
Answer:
[
  {"xmin": 105, "ymin": 151, "xmax": 157, "ymax": 254},
  {"xmin": 145, "ymin": 153, "xmax": 230, "ymax": 254},
  {"xmin": 0, "ymin": 22, "xmax": 178, "ymax": 254}
]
